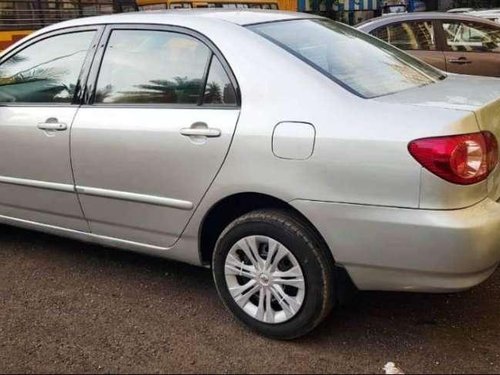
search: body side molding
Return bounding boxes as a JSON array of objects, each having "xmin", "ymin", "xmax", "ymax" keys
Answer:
[
  {"xmin": 75, "ymin": 186, "xmax": 194, "ymax": 210},
  {"xmin": 0, "ymin": 175, "xmax": 75, "ymax": 192},
  {"xmin": 0, "ymin": 175, "xmax": 193, "ymax": 210}
]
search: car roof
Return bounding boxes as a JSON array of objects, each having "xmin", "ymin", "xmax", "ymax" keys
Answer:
[
  {"xmin": 40, "ymin": 9, "xmax": 318, "ymax": 32},
  {"xmin": 356, "ymin": 11, "xmax": 500, "ymax": 30}
]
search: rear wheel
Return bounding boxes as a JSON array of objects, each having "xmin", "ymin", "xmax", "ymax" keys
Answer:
[{"xmin": 212, "ymin": 209, "xmax": 335, "ymax": 339}]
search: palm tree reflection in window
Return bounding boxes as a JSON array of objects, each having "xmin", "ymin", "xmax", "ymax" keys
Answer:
[
  {"xmin": 92, "ymin": 30, "xmax": 238, "ymax": 106},
  {"xmin": 0, "ymin": 66, "xmax": 68, "ymax": 103},
  {"xmin": 104, "ymin": 76, "xmax": 203, "ymax": 104},
  {"xmin": 203, "ymin": 57, "xmax": 237, "ymax": 105},
  {"xmin": 205, "ymin": 81, "xmax": 222, "ymax": 104},
  {"xmin": 95, "ymin": 75, "xmax": 236, "ymax": 106},
  {"xmin": 0, "ymin": 32, "xmax": 95, "ymax": 103},
  {"xmin": 0, "ymin": 52, "xmax": 85, "ymax": 102},
  {"xmin": 204, "ymin": 81, "xmax": 237, "ymax": 105}
]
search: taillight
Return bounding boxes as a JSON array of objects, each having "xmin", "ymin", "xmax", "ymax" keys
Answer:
[{"xmin": 408, "ymin": 131, "xmax": 498, "ymax": 185}]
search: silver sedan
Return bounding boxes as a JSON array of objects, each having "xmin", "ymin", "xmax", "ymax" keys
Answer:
[{"xmin": 0, "ymin": 10, "xmax": 499, "ymax": 339}]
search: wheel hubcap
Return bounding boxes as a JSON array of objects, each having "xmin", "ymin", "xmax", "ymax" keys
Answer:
[
  {"xmin": 224, "ymin": 235, "xmax": 306, "ymax": 324},
  {"xmin": 258, "ymin": 273, "xmax": 270, "ymax": 286}
]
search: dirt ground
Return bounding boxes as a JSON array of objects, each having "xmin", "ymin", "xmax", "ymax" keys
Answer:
[{"xmin": 0, "ymin": 225, "xmax": 499, "ymax": 374}]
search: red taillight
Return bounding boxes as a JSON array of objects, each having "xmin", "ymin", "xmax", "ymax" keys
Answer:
[{"xmin": 408, "ymin": 131, "xmax": 498, "ymax": 185}]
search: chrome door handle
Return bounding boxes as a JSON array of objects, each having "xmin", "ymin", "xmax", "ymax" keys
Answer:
[
  {"xmin": 448, "ymin": 58, "xmax": 471, "ymax": 64},
  {"xmin": 37, "ymin": 118, "xmax": 67, "ymax": 131},
  {"xmin": 180, "ymin": 127, "xmax": 221, "ymax": 138}
]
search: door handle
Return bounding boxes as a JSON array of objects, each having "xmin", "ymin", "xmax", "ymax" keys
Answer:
[
  {"xmin": 180, "ymin": 128, "xmax": 221, "ymax": 137},
  {"xmin": 180, "ymin": 123, "xmax": 221, "ymax": 138},
  {"xmin": 37, "ymin": 118, "xmax": 67, "ymax": 131},
  {"xmin": 448, "ymin": 57, "xmax": 471, "ymax": 64}
]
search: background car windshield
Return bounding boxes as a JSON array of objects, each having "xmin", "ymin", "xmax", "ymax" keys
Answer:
[{"xmin": 249, "ymin": 19, "xmax": 445, "ymax": 98}]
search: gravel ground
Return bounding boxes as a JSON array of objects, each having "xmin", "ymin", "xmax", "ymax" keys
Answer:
[{"xmin": 0, "ymin": 225, "xmax": 499, "ymax": 374}]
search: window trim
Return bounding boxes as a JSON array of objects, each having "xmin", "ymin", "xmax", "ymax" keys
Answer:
[
  {"xmin": 83, "ymin": 23, "xmax": 241, "ymax": 109},
  {"xmin": 198, "ymin": 53, "xmax": 214, "ymax": 106},
  {"xmin": 0, "ymin": 25, "xmax": 105, "ymax": 107},
  {"xmin": 437, "ymin": 19, "xmax": 500, "ymax": 54}
]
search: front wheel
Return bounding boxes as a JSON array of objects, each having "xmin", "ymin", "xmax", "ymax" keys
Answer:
[{"xmin": 212, "ymin": 209, "xmax": 335, "ymax": 339}]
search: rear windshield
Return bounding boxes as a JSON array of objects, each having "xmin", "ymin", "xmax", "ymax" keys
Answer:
[{"xmin": 248, "ymin": 19, "xmax": 445, "ymax": 98}]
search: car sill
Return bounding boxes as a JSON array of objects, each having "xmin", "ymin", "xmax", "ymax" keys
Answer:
[{"xmin": 0, "ymin": 213, "xmax": 169, "ymax": 252}]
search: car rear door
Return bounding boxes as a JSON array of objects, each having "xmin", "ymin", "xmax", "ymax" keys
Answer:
[
  {"xmin": 0, "ymin": 27, "xmax": 101, "ymax": 231},
  {"xmin": 370, "ymin": 20, "xmax": 447, "ymax": 70},
  {"xmin": 70, "ymin": 25, "xmax": 240, "ymax": 248},
  {"xmin": 439, "ymin": 19, "xmax": 500, "ymax": 77}
]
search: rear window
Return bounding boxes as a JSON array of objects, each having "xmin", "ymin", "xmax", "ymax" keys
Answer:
[{"xmin": 248, "ymin": 19, "xmax": 445, "ymax": 98}]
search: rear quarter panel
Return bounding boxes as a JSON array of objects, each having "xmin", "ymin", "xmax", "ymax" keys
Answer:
[
  {"xmin": 100, "ymin": 18, "xmax": 494, "ymax": 266},
  {"xmin": 174, "ymin": 22, "xmax": 491, "ymax": 263}
]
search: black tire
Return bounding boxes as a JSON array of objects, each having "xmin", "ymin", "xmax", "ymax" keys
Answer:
[{"xmin": 212, "ymin": 209, "xmax": 335, "ymax": 339}]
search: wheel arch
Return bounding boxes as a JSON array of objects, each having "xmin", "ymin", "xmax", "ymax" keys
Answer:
[{"xmin": 198, "ymin": 192, "xmax": 334, "ymax": 266}]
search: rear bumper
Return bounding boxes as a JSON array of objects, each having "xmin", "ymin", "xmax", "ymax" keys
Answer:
[{"xmin": 291, "ymin": 198, "xmax": 500, "ymax": 292}]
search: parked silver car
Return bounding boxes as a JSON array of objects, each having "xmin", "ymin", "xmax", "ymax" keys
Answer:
[{"xmin": 1, "ymin": 10, "xmax": 500, "ymax": 339}]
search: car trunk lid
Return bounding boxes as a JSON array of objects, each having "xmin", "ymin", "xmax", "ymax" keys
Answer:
[
  {"xmin": 375, "ymin": 74, "xmax": 500, "ymax": 112},
  {"xmin": 376, "ymin": 74, "xmax": 500, "ymax": 203}
]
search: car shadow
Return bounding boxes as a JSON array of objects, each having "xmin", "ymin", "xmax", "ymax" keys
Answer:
[{"xmin": 1, "ymin": 224, "xmax": 498, "ymax": 355}]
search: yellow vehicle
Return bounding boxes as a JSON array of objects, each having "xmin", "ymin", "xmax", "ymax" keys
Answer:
[
  {"xmin": 0, "ymin": 30, "xmax": 31, "ymax": 52},
  {"xmin": 0, "ymin": 0, "xmax": 137, "ymax": 51},
  {"xmin": 0, "ymin": 0, "xmax": 297, "ymax": 52},
  {"xmin": 136, "ymin": 0, "xmax": 297, "ymax": 12}
]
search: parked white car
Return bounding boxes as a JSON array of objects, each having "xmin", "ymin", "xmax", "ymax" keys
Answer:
[
  {"xmin": 467, "ymin": 9, "xmax": 500, "ymax": 23},
  {"xmin": 447, "ymin": 7, "xmax": 474, "ymax": 13},
  {"xmin": 1, "ymin": 10, "xmax": 500, "ymax": 339},
  {"xmin": 448, "ymin": 8, "xmax": 500, "ymax": 23}
]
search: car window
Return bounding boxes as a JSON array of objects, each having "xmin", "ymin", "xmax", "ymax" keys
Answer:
[
  {"xmin": 0, "ymin": 31, "xmax": 95, "ymax": 103},
  {"xmin": 372, "ymin": 21, "xmax": 436, "ymax": 51},
  {"xmin": 249, "ymin": 19, "xmax": 444, "ymax": 99},
  {"xmin": 168, "ymin": 3, "xmax": 191, "ymax": 8},
  {"xmin": 94, "ymin": 30, "xmax": 211, "ymax": 105},
  {"xmin": 140, "ymin": 4, "xmax": 168, "ymax": 10},
  {"xmin": 442, "ymin": 21, "xmax": 500, "ymax": 53},
  {"xmin": 203, "ymin": 56, "xmax": 237, "ymax": 105},
  {"xmin": 205, "ymin": 2, "xmax": 277, "ymax": 8}
]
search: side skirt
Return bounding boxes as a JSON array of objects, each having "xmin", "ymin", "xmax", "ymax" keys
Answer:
[{"xmin": 0, "ymin": 213, "xmax": 171, "ymax": 255}]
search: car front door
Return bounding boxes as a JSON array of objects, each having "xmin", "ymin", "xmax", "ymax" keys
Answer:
[
  {"xmin": 439, "ymin": 19, "xmax": 500, "ymax": 77},
  {"xmin": 71, "ymin": 26, "xmax": 240, "ymax": 247},
  {"xmin": 0, "ymin": 27, "xmax": 101, "ymax": 231},
  {"xmin": 371, "ymin": 20, "xmax": 447, "ymax": 70}
]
